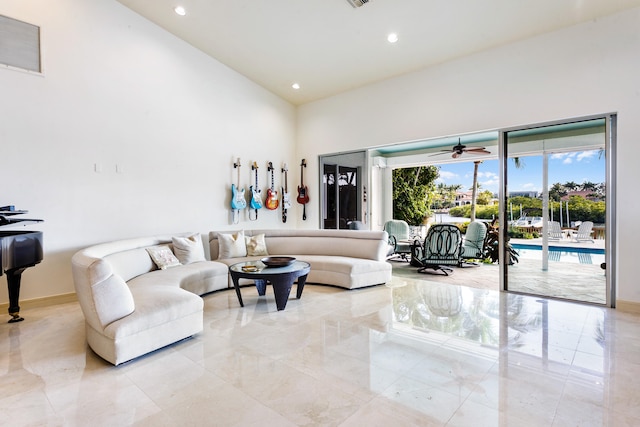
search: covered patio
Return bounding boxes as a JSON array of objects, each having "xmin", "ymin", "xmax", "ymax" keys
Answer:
[{"xmin": 390, "ymin": 236, "xmax": 607, "ymax": 305}]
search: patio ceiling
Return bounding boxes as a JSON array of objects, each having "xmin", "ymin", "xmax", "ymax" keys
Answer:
[{"xmin": 371, "ymin": 118, "xmax": 606, "ymax": 168}]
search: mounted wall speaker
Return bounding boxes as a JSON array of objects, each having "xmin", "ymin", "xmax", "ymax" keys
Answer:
[
  {"xmin": 0, "ymin": 14, "xmax": 41, "ymax": 73},
  {"xmin": 346, "ymin": 0, "xmax": 370, "ymax": 8}
]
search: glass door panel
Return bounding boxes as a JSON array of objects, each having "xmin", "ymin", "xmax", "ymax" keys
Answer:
[{"xmin": 504, "ymin": 118, "xmax": 609, "ymax": 305}]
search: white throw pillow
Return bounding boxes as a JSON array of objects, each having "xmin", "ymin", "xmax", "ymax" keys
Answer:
[
  {"xmin": 146, "ymin": 245, "xmax": 181, "ymax": 270},
  {"xmin": 172, "ymin": 233, "xmax": 206, "ymax": 264},
  {"xmin": 218, "ymin": 230, "xmax": 247, "ymax": 259},
  {"xmin": 245, "ymin": 233, "xmax": 269, "ymax": 256}
]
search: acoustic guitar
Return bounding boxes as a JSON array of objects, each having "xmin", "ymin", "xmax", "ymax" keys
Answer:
[
  {"xmin": 249, "ymin": 161, "xmax": 262, "ymax": 220},
  {"xmin": 281, "ymin": 163, "xmax": 291, "ymax": 222},
  {"xmin": 265, "ymin": 162, "xmax": 279, "ymax": 210},
  {"xmin": 297, "ymin": 159, "xmax": 309, "ymax": 220}
]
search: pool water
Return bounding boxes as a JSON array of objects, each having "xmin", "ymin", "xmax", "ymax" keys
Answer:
[{"xmin": 511, "ymin": 243, "xmax": 605, "ymax": 265}]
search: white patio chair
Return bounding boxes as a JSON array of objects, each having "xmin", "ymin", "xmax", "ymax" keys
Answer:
[
  {"xmin": 548, "ymin": 221, "xmax": 564, "ymax": 240},
  {"xmin": 571, "ymin": 221, "xmax": 595, "ymax": 243}
]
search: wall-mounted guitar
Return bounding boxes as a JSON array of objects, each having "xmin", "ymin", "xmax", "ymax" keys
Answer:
[
  {"xmin": 297, "ymin": 159, "xmax": 309, "ymax": 220},
  {"xmin": 231, "ymin": 158, "xmax": 247, "ymax": 224},
  {"xmin": 281, "ymin": 163, "xmax": 291, "ymax": 223},
  {"xmin": 249, "ymin": 161, "xmax": 262, "ymax": 220},
  {"xmin": 265, "ymin": 162, "xmax": 279, "ymax": 211}
]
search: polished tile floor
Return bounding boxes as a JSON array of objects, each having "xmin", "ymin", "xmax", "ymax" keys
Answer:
[{"xmin": 2, "ymin": 272, "xmax": 639, "ymax": 426}]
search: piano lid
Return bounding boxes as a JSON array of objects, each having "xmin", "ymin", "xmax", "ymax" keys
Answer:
[{"xmin": 0, "ymin": 206, "xmax": 43, "ymax": 228}]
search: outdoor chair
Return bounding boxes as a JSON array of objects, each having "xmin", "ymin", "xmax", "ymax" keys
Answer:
[
  {"xmin": 459, "ymin": 221, "xmax": 487, "ymax": 265},
  {"xmin": 412, "ymin": 224, "xmax": 462, "ymax": 275},
  {"xmin": 548, "ymin": 221, "xmax": 564, "ymax": 240},
  {"xmin": 347, "ymin": 220, "xmax": 366, "ymax": 230},
  {"xmin": 384, "ymin": 219, "xmax": 412, "ymax": 262},
  {"xmin": 571, "ymin": 221, "xmax": 595, "ymax": 243}
]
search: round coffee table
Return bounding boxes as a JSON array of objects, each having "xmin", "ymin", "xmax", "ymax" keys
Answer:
[{"xmin": 228, "ymin": 260, "xmax": 310, "ymax": 311}]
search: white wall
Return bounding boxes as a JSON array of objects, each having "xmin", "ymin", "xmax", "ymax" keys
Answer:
[
  {"xmin": 298, "ymin": 8, "xmax": 640, "ymax": 304},
  {"xmin": 0, "ymin": 0, "xmax": 297, "ymax": 304}
]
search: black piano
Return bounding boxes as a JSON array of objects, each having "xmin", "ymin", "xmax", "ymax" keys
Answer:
[{"xmin": 0, "ymin": 205, "xmax": 43, "ymax": 323}]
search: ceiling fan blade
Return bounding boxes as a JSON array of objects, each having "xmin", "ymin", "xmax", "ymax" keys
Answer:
[{"xmin": 464, "ymin": 147, "xmax": 487, "ymax": 152}]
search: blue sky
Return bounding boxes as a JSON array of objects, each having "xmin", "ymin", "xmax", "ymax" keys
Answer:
[{"xmin": 434, "ymin": 150, "xmax": 606, "ymax": 194}]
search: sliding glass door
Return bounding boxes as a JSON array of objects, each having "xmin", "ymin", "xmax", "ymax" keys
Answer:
[{"xmin": 501, "ymin": 116, "xmax": 615, "ymax": 306}]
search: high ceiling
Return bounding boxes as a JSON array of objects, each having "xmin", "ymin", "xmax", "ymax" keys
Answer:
[{"xmin": 116, "ymin": 0, "xmax": 640, "ymax": 105}]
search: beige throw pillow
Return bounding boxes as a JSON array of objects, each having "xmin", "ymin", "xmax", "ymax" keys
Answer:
[
  {"xmin": 172, "ymin": 233, "xmax": 206, "ymax": 264},
  {"xmin": 146, "ymin": 245, "xmax": 181, "ymax": 270},
  {"xmin": 217, "ymin": 230, "xmax": 247, "ymax": 259},
  {"xmin": 245, "ymin": 234, "xmax": 269, "ymax": 256}
]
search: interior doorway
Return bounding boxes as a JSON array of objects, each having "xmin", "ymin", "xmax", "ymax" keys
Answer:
[{"xmin": 320, "ymin": 151, "xmax": 367, "ymax": 229}]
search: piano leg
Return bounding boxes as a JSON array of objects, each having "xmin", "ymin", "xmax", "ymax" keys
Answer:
[{"xmin": 6, "ymin": 266, "xmax": 29, "ymax": 323}]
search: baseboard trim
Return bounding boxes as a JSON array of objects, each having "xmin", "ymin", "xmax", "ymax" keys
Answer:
[
  {"xmin": 616, "ymin": 299, "xmax": 640, "ymax": 313},
  {"xmin": 0, "ymin": 293, "xmax": 77, "ymax": 311}
]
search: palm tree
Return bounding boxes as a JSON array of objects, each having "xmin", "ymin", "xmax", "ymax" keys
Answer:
[
  {"xmin": 565, "ymin": 181, "xmax": 580, "ymax": 192},
  {"xmin": 470, "ymin": 161, "xmax": 482, "ymax": 221}
]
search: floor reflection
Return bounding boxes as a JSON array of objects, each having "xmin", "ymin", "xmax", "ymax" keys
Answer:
[
  {"xmin": 1, "ymin": 276, "xmax": 637, "ymax": 426},
  {"xmin": 390, "ymin": 280, "xmax": 607, "ymax": 376}
]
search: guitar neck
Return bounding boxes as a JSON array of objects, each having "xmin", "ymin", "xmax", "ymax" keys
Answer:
[{"xmin": 235, "ymin": 160, "xmax": 241, "ymax": 188}]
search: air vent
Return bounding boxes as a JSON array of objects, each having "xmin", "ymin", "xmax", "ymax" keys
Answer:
[
  {"xmin": 346, "ymin": 0, "xmax": 369, "ymax": 8},
  {"xmin": 0, "ymin": 15, "xmax": 41, "ymax": 73}
]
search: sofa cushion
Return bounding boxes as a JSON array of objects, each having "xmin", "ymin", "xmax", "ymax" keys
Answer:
[
  {"xmin": 245, "ymin": 233, "xmax": 268, "ymax": 256},
  {"xmin": 172, "ymin": 233, "xmax": 206, "ymax": 264},
  {"xmin": 127, "ymin": 261, "xmax": 229, "ymax": 295},
  {"xmin": 146, "ymin": 245, "xmax": 181, "ymax": 270},
  {"xmin": 103, "ymin": 285, "xmax": 203, "ymax": 341},
  {"xmin": 92, "ymin": 272, "xmax": 135, "ymax": 327},
  {"xmin": 218, "ymin": 230, "xmax": 247, "ymax": 258}
]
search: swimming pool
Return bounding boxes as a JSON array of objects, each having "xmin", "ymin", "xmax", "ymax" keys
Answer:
[{"xmin": 511, "ymin": 243, "xmax": 605, "ymax": 265}]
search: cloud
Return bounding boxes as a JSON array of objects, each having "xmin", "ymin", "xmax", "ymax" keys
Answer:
[
  {"xmin": 478, "ymin": 171, "xmax": 498, "ymax": 179},
  {"xmin": 436, "ymin": 170, "xmax": 459, "ymax": 183},
  {"xmin": 551, "ymin": 150, "xmax": 599, "ymax": 164},
  {"xmin": 521, "ymin": 182, "xmax": 539, "ymax": 190},
  {"xmin": 480, "ymin": 178, "xmax": 499, "ymax": 189},
  {"xmin": 577, "ymin": 150, "xmax": 598, "ymax": 161}
]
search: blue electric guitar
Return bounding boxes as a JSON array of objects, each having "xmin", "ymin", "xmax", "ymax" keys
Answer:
[
  {"xmin": 249, "ymin": 162, "xmax": 262, "ymax": 220},
  {"xmin": 231, "ymin": 158, "xmax": 247, "ymax": 213}
]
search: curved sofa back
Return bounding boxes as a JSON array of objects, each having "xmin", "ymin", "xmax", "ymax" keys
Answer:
[{"xmin": 209, "ymin": 229, "xmax": 389, "ymax": 261}]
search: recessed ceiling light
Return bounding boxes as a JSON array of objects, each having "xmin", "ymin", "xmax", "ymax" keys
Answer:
[
  {"xmin": 174, "ymin": 6, "xmax": 186, "ymax": 16},
  {"xmin": 387, "ymin": 33, "xmax": 398, "ymax": 43},
  {"xmin": 292, "ymin": 83, "xmax": 301, "ymax": 90}
]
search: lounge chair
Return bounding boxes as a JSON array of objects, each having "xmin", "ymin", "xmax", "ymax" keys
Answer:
[
  {"xmin": 412, "ymin": 224, "xmax": 462, "ymax": 275},
  {"xmin": 548, "ymin": 221, "xmax": 564, "ymax": 240},
  {"xmin": 571, "ymin": 221, "xmax": 595, "ymax": 243},
  {"xmin": 384, "ymin": 219, "xmax": 412, "ymax": 261},
  {"xmin": 460, "ymin": 221, "xmax": 487, "ymax": 265}
]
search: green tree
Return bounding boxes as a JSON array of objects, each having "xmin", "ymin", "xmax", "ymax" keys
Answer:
[
  {"xmin": 433, "ymin": 183, "xmax": 461, "ymax": 209},
  {"xmin": 549, "ymin": 183, "xmax": 567, "ymax": 202},
  {"xmin": 393, "ymin": 166, "xmax": 439, "ymax": 225},
  {"xmin": 477, "ymin": 190, "xmax": 494, "ymax": 205},
  {"xmin": 565, "ymin": 181, "xmax": 580, "ymax": 191}
]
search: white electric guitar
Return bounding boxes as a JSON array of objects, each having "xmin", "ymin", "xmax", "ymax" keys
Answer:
[{"xmin": 281, "ymin": 163, "xmax": 291, "ymax": 222}]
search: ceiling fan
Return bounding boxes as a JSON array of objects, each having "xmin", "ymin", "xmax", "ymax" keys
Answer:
[{"xmin": 434, "ymin": 139, "xmax": 491, "ymax": 158}]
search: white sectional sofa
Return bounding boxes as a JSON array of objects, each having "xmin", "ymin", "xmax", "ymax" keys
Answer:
[{"xmin": 71, "ymin": 229, "xmax": 391, "ymax": 365}]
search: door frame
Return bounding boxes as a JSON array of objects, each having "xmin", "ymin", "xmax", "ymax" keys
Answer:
[{"xmin": 498, "ymin": 113, "xmax": 616, "ymax": 307}]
